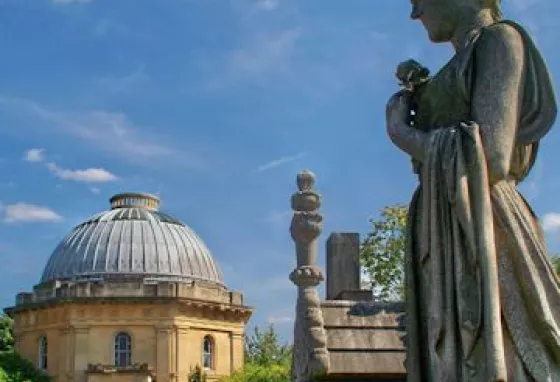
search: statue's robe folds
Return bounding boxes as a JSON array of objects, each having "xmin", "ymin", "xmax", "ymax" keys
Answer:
[{"xmin": 405, "ymin": 21, "xmax": 560, "ymax": 382}]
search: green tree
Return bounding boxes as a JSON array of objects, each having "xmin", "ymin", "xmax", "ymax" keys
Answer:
[
  {"xmin": 0, "ymin": 316, "xmax": 13, "ymax": 352},
  {"xmin": 188, "ymin": 365, "xmax": 207, "ymax": 382},
  {"xmin": 360, "ymin": 205, "xmax": 408, "ymax": 301},
  {"xmin": 0, "ymin": 314, "xmax": 51, "ymax": 382},
  {"xmin": 0, "ymin": 351, "xmax": 51, "ymax": 382},
  {"xmin": 551, "ymin": 256, "xmax": 560, "ymax": 276},
  {"xmin": 220, "ymin": 325, "xmax": 292, "ymax": 382},
  {"xmin": 245, "ymin": 325, "xmax": 292, "ymax": 367},
  {"xmin": 221, "ymin": 362, "xmax": 290, "ymax": 382}
]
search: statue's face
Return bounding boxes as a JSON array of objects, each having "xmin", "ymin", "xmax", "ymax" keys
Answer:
[{"xmin": 410, "ymin": 0, "xmax": 458, "ymax": 43}]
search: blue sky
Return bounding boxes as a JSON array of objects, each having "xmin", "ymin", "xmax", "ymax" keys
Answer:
[{"xmin": 1, "ymin": 0, "xmax": 560, "ymax": 343}]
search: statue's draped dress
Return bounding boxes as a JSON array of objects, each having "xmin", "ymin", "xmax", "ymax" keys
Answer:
[{"xmin": 406, "ymin": 21, "xmax": 560, "ymax": 381}]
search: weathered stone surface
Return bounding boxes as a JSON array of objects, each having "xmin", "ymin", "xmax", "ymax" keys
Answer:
[
  {"xmin": 328, "ymin": 352, "xmax": 406, "ymax": 375},
  {"xmin": 326, "ymin": 233, "xmax": 360, "ymax": 300},
  {"xmin": 326, "ymin": 329, "xmax": 404, "ymax": 350},
  {"xmin": 334, "ymin": 290, "xmax": 372, "ymax": 302},
  {"xmin": 321, "ymin": 300, "xmax": 405, "ymax": 376},
  {"xmin": 322, "ymin": 301, "xmax": 404, "ymax": 328}
]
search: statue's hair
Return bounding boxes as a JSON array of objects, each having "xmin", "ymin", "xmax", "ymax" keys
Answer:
[{"xmin": 483, "ymin": 0, "xmax": 503, "ymax": 20}]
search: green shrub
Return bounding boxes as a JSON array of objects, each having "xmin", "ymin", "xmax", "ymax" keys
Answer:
[
  {"xmin": 219, "ymin": 362, "xmax": 291, "ymax": 382},
  {"xmin": 0, "ymin": 315, "xmax": 51, "ymax": 382},
  {"xmin": 188, "ymin": 365, "xmax": 207, "ymax": 382},
  {"xmin": 0, "ymin": 351, "xmax": 51, "ymax": 382}
]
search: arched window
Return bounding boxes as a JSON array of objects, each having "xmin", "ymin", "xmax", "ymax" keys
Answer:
[
  {"xmin": 38, "ymin": 336, "xmax": 48, "ymax": 370},
  {"xmin": 202, "ymin": 335, "xmax": 214, "ymax": 369},
  {"xmin": 114, "ymin": 332, "xmax": 132, "ymax": 367}
]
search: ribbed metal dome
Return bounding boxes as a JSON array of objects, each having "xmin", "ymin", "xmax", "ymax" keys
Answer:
[{"xmin": 40, "ymin": 193, "xmax": 224, "ymax": 285}]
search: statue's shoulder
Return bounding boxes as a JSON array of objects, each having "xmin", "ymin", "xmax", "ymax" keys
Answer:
[{"xmin": 475, "ymin": 21, "xmax": 525, "ymax": 64}]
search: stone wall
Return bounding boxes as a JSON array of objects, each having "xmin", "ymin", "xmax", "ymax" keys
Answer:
[
  {"xmin": 9, "ymin": 301, "xmax": 247, "ymax": 382},
  {"xmin": 15, "ymin": 279, "xmax": 243, "ymax": 307}
]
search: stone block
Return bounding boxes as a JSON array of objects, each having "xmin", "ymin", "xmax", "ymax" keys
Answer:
[
  {"xmin": 334, "ymin": 290, "xmax": 373, "ymax": 302},
  {"xmin": 326, "ymin": 232, "xmax": 360, "ymax": 300}
]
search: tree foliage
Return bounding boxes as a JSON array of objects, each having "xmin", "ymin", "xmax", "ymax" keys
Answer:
[
  {"xmin": 0, "ymin": 316, "xmax": 13, "ymax": 353},
  {"xmin": 220, "ymin": 362, "xmax": 290, "ymax": 382},
  {"xmin": 244, "ymin": 325, "xmax": 292, "ymax": 367},
  {"xmin": 0, "ymin": 315, "xmax": 51, "ymax": 382},
  {"xmin": 360, "ymin": 205, "xmax": 408, "ymax": 301},
  {"xmin": 220, "ymin": 325, "xmax": 291, "ymax": 382},
  {"xmin": 0, "ymin": 351, "xmax": 51, "ymax": 382},
  {"xmin": 551, "ymin": 256, "xmax": 560, "ymax": 276},
  {"xmin": 360, "ymin": 205, "xmax": 560, "ymax": 302},
  {"xmin": 188, "ymin": 365, "xmax": 207, "ymax": 382}
]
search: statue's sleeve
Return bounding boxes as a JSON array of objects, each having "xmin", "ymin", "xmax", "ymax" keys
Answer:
[{"xmin": 458, "ymin": 20, "xmax": 557, "ymax": 146}]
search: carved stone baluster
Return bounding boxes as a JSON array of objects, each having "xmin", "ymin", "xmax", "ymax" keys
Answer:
[{"xmin": 289, "ymin": 170, "xmax": 329, "ymax": 382}]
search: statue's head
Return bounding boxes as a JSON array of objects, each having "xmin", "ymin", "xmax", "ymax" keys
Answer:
[{"xmin": 410, "ymin": 0, "xmax": 502, "ymax": 43}]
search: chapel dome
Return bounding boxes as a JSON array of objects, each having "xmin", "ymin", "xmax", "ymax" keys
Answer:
[{"xmin": 40, "ymin": 193, "xmax": 224, "ymax": 286}]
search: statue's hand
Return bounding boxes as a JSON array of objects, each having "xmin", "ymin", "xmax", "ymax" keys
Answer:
[
  {"xmin": 385, "ymin": 90, "xmax": 426, "ymax": 160},
  {"xmin": 386, "ymin": 90, "xmax": 411, "ymax": 134}
]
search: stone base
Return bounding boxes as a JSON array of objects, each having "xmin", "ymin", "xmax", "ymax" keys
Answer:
[{"xmin": 332, "ymin": 290, "xmax": 372, "ymax": 302}]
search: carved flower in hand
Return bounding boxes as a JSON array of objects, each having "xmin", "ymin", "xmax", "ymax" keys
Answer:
[{"xmin": 396, "ymin": 59, "xmax": 430, "ymax": 91}]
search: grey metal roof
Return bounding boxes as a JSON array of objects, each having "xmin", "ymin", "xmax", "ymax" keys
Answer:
[{"xmin": 40, "ymin": 193, "xmax": 225, "ymax": 286}]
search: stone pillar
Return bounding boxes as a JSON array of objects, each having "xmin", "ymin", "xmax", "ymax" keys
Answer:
[
  {"xmin": 65, "ymin": 326, "xmax": 75, "ymax": 382},
  {"xmin": 58, "ymin": 326, "xmax": 71, "ymax": 382},
  {"xmin": 156, "ymin": 325, "xmax": 176, "ymax": 382},
  {"xmin": 289, "ymin": 170, "xmax": 329, "ymax": 382},
  {"xmin": 230, "ymin": 332, "xmax": 244, "ymax": 372},
  {"xmin": 73, "ymin": 325, "xmax": 89, "ymax": 382},
  {"xmin": 326, "ymin": 232, "xmax": 360, "ymax": 300},
  {"xmin": 176, "ymin": 327, "xmax": 189, "ymax": 382}
]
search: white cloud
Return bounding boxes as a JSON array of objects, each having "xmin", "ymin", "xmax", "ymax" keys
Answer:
[
  {"xmin": 22, "ymin": 147, "xmax": 119, "ymax": 184},
  {"xmin": 0, "ymin": 96, "xmax": 204, "ymax": 171},
  {"xmin": 230, "ymin": 27, "xmax": 302, "ymax": 77},
  {"xmin": 267, "ymin": 315, "xmax": 294, "ymax": 325},
  {"xmin": 543, "ymin": 213, "xmax": 560, "ymax": 232},
  {"xmin": 204, "ymin": 27, "xmax": 302, "ymax": 90},
  {"xmin": 90, "ymin": 187, "xmax": 101, "ymax": 194},
  {"xmin": 257, "ymin": 152, "xmax": 307, "ymax": 173},
  {"xmin": 3, "ymin": 203, "xmax": 62, "ymax": 224},
  {"xmin": 23, "ymin": 148, "xmax": 45, "ymax": 163},
  {"xmin": 232, "ymin": 0, "xmax": 284, "ymax": 20},
  {"xmin": 94, "ymin": 66, "xmax": 150, "ymax": 93},
  {"xmin": 45, "ymin": 162, "xmax": 118, "ymax": 183},
  {"xmin": 256, "ymin": 0, "xmax": 280, "ymax": 11},
  {"xmin": 52, "ymin": 0, "xmax": 91, "ymax": 4}
]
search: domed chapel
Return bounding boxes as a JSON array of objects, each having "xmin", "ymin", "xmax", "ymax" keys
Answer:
[{"xmin": 5, "ymin": 193, "xmax": 253, "ymax": 382}]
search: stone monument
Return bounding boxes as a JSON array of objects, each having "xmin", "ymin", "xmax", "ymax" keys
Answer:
[
  {"xmin": 385, "ymin": 0, "xmax": 560, "ymax": 380},
  {"xmin": 289, "ymin": 171, "xmax": 407, "ymax": 382},
  {"xmin": 289, "ymin": 170, "xmax": 330, "ymax": 381}
]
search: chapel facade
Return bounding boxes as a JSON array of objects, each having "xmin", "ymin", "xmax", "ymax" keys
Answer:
[{"xmin": 5, "ymin": 193, "xmax": 252, "ymax": 382}]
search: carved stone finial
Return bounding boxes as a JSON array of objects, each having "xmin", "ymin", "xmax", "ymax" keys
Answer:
[
  {"xmin": 291, "ymin": 170, "xmax": 323, "ymax": 245},
  {"xmin": 290, "ymin": 213, "xmax": 323, "ymax": 245},
  {"xmin": 289, "ymin": 266, "xmax": 324, "ymax": 287},
  {"xmin": 297, "ymin": 170, "xmax": 316, "ymax": 192}
]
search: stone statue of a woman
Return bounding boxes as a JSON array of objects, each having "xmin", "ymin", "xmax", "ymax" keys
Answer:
[{"xmin": 385, "ymin": 0, "xmax": 560, "ymax": 380}]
